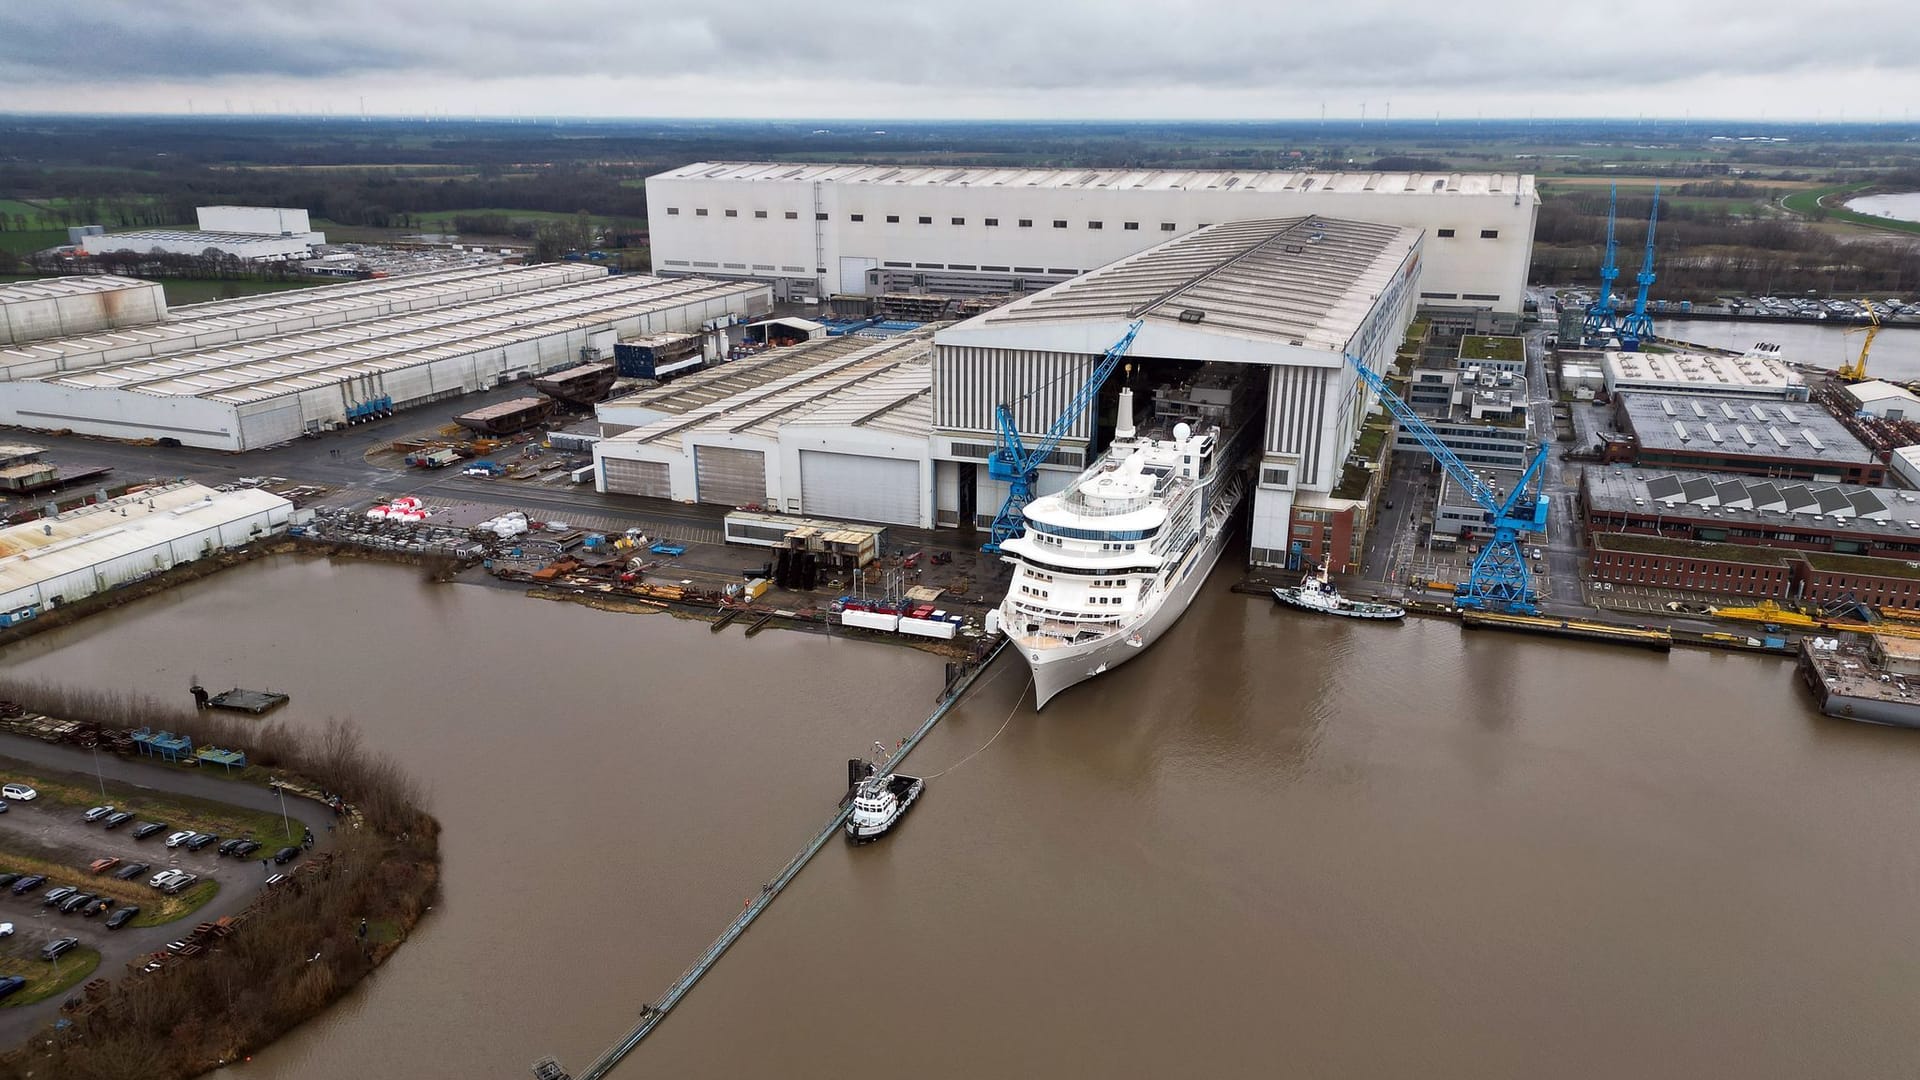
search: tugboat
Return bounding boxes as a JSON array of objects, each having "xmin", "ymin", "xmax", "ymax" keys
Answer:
[
  {"xmin": 1272, "ymin": 562, "xmax": 1406, "ymax": 621},
  {"xmin": 845, "ymin": 743, "xmax": 924, "ymax": 843}
]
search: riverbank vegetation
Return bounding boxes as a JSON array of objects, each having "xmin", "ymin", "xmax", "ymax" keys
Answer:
[{"xmin": 0, "ymin": 681, "xmax": 438, "ymax": 1080}]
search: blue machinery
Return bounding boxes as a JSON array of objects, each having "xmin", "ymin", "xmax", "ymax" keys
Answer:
[
  {"xmin": 1348, "ymin": 354, "xmax": 1550, "ymax": 614},
  {"xmin": 1619, "ymin": 184, "xmax": 1662, "ymax": 351},
  {"xmin": 982, "ymin": 320, "xmax": 1144, "ymax": 553},
  {"xmin": 1581, "ymin": 184, "xmax": 1621, "ymax": 344}
]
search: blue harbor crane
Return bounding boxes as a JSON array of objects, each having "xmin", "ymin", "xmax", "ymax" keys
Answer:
[
  {"xmin": 1347, "ymin": 353, "xmax": 1550, "ymax": 614},
  {"xmin": 1618, "ymin": 184, "xmax": 1662, "ymax": 351},
  {"xmin": 982, "ymin": 319, "xmax": 1144, "ymax": 553},
  {"xmin": 1581, "ymin": 183, "xmax": 1622, "ymax": 345}
]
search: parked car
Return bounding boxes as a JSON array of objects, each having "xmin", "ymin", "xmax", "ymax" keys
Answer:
[
  {"xmin": 40, "ymin": 886, "xmax": 76, "ymax": 907},
  {"xmin": 148, "ymin": 869, "xmax": 184, "ymax": 889},
  {"xmin": 217, "ymin": 839, "xmax": 247, "ymax": 857},
  {"xmin": 231, "ymin": 840, "xmax": 262, "ymax": 859},
  {"xmin": 40, "ymin": 937, "xmax": 77, "ymax": 960},
  {"xmin": 0, "ymin": 922, "xmax": 12, "ymax": 937},
  {"xmin": 272, "ymin": 846, "xmax": 300, "ymax": 866},
  {"xmin": 111, "ymin": 862, "xmax": 151, "ymax": 881},
  {"xmin": 162, "ymin": 873, "xmax": 198, "ymax": 895},
  {"xmin": 0, "ymin": 800, "xmax": 9, "ymax": 813},
  {"xmin": 57, "ymin": 893, "xmax": 93, "ymax": 915},
  {"xmin": 105, "ymin": 906, "xmax": 139, "ymax": 930},
  {"xmin": 103, "ymin": 811, "xmax": 134, "ymax": 829},
  {"xmin": 132, "ymin": 822, "xmax": 167, "ymax": 840},
  {"xmin": 1, "ymin": 784, "xmax": 36, "ymax": 801},
  {"xmin": 89, "ymin": 858, "xmax": 120, "ymax": 875},
  {"xmin": 164, "ymin": 831, "xmax": 195, "ymax": 848},
  {"xmin": 0, "ymin": 873, "xmax": 20, "ymax": 890},
  {"xmin": 82, "ymin": 897, "xmax": 114, "ymax": 917},
  {"xmin": 0, "ymin": 976, "xmax": 24, "ymax": 1000},
  {"xmin": 185, "ymin": 833, "xmax": 220, "ymax": 852},
  {"xmin": 10, "ymin": 875, "xmax": 46, "ymax": 895},
  {"xmin": 82, "ymin": 806, "xmax": 115, "ymax": 823}
]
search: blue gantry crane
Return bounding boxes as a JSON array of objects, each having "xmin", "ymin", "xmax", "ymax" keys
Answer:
[
  {"xmin": 1581, "ymin": 183, "xmax": 1622, "ymax": 345},
  {"xmin": 1348, "ymin": 353, "xmax": 1551, "ymax": 614},
  {"xmin": 1618, "ymin": 184, "xmax": 1662, "ymax": 351},
  {"xmin": 982, "ymin": 319, "xmax": 1144, "ymax": 553}
]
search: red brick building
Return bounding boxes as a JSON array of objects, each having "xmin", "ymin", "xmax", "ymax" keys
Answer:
[{"xmin": 1589, "ymin": 533, "xmax": 1920, "ymax": 610}]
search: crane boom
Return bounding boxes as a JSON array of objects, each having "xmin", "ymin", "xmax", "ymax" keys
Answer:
[
  {"xmin": 1347, "ymin": 352, "xmax": 1550, "ymax": 613},
  {"xmin": 1581, "ymin": 184, "xmax": 1621, "ymax": 344},
  {"xmin": 983, "ymin": 320, "xmax": 1144, "ymax": 552},
  {"xmin": 1619, "ymin": 184, "xmax": 1660, "ymax": 349},
  {"xmin": 1836, "ymin": 300, "xmax": 1880, "ymax": 382}
]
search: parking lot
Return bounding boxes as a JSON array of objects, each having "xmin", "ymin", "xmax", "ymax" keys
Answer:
[{"xmin": 0, "ymin": 752, "xmax": 326, "ymax": 1039}]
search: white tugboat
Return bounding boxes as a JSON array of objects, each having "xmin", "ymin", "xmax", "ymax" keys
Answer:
[
  {"xmin": 988, "ymin": 376, "xmax": 1254, "ymax": 708},
  {"xmin": 1272, "ymin": 561, "xmax": 1405, "ymax": 620},
  {"xmin": 845, "ymin": 743, "xmax": 924, "ymax": 843}
]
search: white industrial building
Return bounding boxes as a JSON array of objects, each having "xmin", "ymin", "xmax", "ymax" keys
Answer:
[
  {"xmin": 0, "ymin": 276, "xmax": 168, "ymax": 347},
  {"xmin": 593, "ymin": 331, "xmax": 938, "ymax": 526},
  {"xmin": 1601, "ymin": 343, "xmax": 1806, "ymax": 400},
  {"xmin": 194, "ymin": 206, "xmax": 318, "ymax": 238},
  {"xmin": 933, "ymin": 216, "xmax": 1423, "ymax": 567},
  {"xmin": 0, "ymin": 271, "xmax": 770, "ymax": 450},
  {"xmin": 1845, "ymin": 380, "xmax": 1920, "ymax": 421},
  {"xmin": 646, "ymin": 162, "xmax": 1535, "ymax": 324},
  {"xmin": 78, "ymin": 205, "xmax": 327, "ymax": 262},
  {"xmin": 0, "ymin": 482, "xmax": 292, "ymax": 615},
  {"xmin": 1892, "ymin": 445, "xmax": 1920, "ymax": 489},
  {"xmin": 0, "ymin": 265, "xmax": 603, "ymax": 382}
]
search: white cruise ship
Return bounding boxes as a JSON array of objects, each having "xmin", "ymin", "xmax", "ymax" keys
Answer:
[{"xmin": 988, "ymin": 378, "xmax": 1252, "ymax": 708}]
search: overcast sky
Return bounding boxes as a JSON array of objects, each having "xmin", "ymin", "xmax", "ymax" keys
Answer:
[{"xmin": 2, "ymin": 0, "xmax": 1915, "ymax": 122}]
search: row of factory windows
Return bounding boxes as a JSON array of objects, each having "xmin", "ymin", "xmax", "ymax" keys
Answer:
[
  {"xmin": 663, "ymin": 208, "xmax": 1497, "ymax": 243},
  {"xmin": 1603, "ymin": 555, "xmax": 1788, "ymax": 579},
  {"xmin": 666, "ymin": 207, "xmax": 1190, "ymax": 231}
]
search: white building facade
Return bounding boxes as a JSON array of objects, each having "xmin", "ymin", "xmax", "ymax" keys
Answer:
[{"xmin": 647, "ymin": 162, "xmax": 1535, "ymax": 322}]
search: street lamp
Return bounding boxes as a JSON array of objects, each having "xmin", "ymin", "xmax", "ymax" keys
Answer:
[
  {"xmin": 270, "ymin": 777, "xmax": 292, "ymax": 841},
  {"xmin": 89, "ymin": 745, "xmax": 106, "ymax": 800}
]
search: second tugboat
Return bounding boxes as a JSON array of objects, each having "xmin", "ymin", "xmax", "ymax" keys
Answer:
[
  {"xmin": 845, "ymin": 744, "xmax": 923, "ymax": 843},
  {"xmin": 1272, "ymin": 561, "xmax": 1406, "ymax": 621}
]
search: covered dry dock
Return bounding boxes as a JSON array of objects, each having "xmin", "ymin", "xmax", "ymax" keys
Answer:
[
  {"xmin": 0, "ymin": 481, "xmax": 292, "ymax": 615},
  {"xmin": 0, "ymin": 274, "xmax": 771, "ymax": 450}
]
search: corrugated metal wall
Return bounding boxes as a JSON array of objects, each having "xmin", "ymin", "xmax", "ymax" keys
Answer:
[
  {"xmin": 693, "ymin": 446, "xmax": 768, "ymax": 506},
  {"xmin": 602, "ymin": 458, "xmax": 671, "ymax": 499},
  {"xmin": 1266, "ymin": 366, "xmax": 1331, "ymax": 488},
  {"xmin": 934, "ymin": 344, "xmax": 1093, "ymax": 438}
]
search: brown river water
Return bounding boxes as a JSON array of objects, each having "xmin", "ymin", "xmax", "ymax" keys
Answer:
[{"xmin": 4, "ymin": 556, "xmax": 1918, "ymax": 1079}]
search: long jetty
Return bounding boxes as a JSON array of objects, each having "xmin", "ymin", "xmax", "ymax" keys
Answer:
[{"xmin": 534, "ymin": 637, "xmax": 1010, "ymax": 1080}]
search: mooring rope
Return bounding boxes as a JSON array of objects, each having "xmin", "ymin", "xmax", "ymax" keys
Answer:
[{"xmin": 922, "ymin": 673, "xmax": 1032, "ymax": 779}]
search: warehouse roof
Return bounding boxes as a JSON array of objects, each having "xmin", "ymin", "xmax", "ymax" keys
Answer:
[
  {"xmin": 1583, "ymin": 466, "xmax": 1920, "ymax": 528},
  {"xmin": 35, "ymin": 275, "xmax": 763, "ymax": 405},
  {"xmin": 1845, "ymin": 380, "xmax": 1920, "ymax": 408},
  {"xmin": 604, "ymin": 330, "xmax": 936, "ymax": 452},
  {"xmin": 656, "ymin": 161, "xmax": 1537, "ymax": 198},
  {"xmin": 0, "ymin": 482, "xmax": 290, "ymax": 598},
  {"xmin": 950, "ymin": 217, "xmax": 1420, "ymax": 352},
  {"xmin": 84, "ymin": 228, "xmax": 307, "ymax": 246},
  {"xmin": 605, "ymin": 334, "xmax": 893, "ymax": 416},
  {"xmin": 0, "ymin": 275, "xmax": 160, "ymax": 304},
  {"xmin": 1604, "ymin": 347, "xmax": 1802, "ymax": 393},
  {"xmin": 0, "ymin": 265, "xmax": 600, "ymax": 380},
  {"xmin": 1617, "ymin": 393, "xmax": 1872, "ymax": 463}
]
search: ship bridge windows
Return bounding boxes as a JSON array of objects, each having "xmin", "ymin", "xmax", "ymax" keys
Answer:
[{"xmin": 1028, "ymin": 521, "xmax": 1159, "ymax": 542}]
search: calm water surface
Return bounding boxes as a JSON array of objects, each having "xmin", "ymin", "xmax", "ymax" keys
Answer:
[
  {"xmin": 1655, "ymin": 318, "xmax": 1920, "ymax": 381},
  {"xmin": 1843, "ymin": 191, "xmax": 1920, "ymax": 225},
  {"xmin": 6, "ymin": 557, "xmax": 1918, "ymax": 1079}
]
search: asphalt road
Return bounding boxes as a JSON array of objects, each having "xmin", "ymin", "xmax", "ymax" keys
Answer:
[{"xmin": 0, "ymin": 741, "xmax": 330, "ymax": 1042}]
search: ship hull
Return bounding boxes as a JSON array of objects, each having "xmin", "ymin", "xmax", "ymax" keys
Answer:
[
  {"xmin": 1271, "ymin": 589, "xmax": 1406, "ymax": 620},
  {"xmin": 1018, "ymin": 523, "xmax": 1233, "ymax": 709}
]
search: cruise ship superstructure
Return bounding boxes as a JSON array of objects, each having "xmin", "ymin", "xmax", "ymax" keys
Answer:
[{"xmin": 989, "ymin": 374, "xmax": 1254, "ymax": 708}]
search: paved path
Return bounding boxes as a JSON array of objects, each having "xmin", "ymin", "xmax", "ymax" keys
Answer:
[{"xmin": 0, "ymin": 738, "xmax": 333, "ymax": 1043}]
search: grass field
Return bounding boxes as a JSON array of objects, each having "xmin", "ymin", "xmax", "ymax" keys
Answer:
[
  {"xmin": 0, "ymin": 230, "xmax": 68, "ymax": 255},
  {"xmin": 157, "ymin": 277, "xmax": 329, "ymax": 306},
  {"xmin": 408, "ymin": 207, "xmax": 645, "ymax": 228},
  {"xmin": 0, "ymin": 199, "xmax": 48, "ymax": 220},
  {"xmin": 0, "ymin": 944, "xmax": 100, "ymax": 1007},
  {"xmin": 1783, "ymin": 184, "xmax": 1920, "ymax": 236}
]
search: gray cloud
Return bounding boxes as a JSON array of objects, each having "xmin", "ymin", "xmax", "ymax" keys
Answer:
[{"xmin": 0, "ymin": 0, "xmax": 1914, "ymax": 116}]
